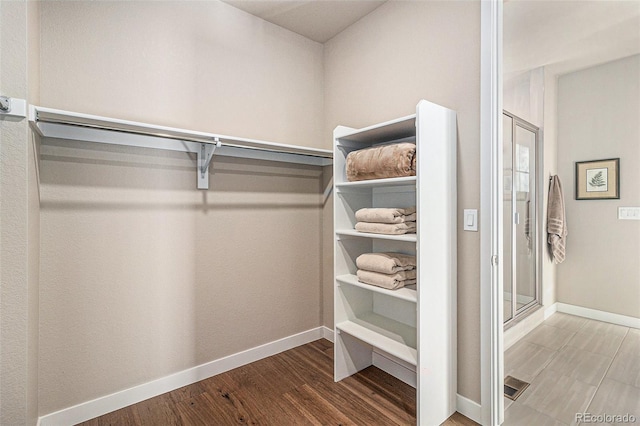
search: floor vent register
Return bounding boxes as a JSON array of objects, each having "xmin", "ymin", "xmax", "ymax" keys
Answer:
[{"xmin": 504, "ymin": 376, "xmax": 530, "ymax": 401}]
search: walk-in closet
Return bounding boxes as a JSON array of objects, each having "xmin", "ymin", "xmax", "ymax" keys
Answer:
[{"xmin": 1, "ymin": 1, "xmax": 485, "ymax": 425}]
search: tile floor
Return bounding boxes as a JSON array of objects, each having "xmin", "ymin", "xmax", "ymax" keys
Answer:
[{"xmin": 503, "ymin": 313, "xmax": 640, "ymax": 425}]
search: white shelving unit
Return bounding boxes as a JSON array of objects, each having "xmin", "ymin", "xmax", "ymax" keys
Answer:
[{"xmin": 333, "ymin": 100, "xmax": 457, "ymax": 425}]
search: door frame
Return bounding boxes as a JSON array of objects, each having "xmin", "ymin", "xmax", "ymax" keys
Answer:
[{"xmin": 480, "ymin": 1, "xmax": 503, "ymax": 425}]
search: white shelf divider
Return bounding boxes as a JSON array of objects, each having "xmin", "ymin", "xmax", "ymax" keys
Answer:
[
  {"xmin": 336, "ymin": 274, "xmax": 417, "ymax": 303},
  {"xmin": 335, "ymin": 229, "xmax": 417, "ymax": 242},
  {"xmin": 335, "ymin": 176, "xmax": 417, "ymax": 190},
  {"xmin": 336, "ymin": 314, "xmax": 417, "ymax": 366}
]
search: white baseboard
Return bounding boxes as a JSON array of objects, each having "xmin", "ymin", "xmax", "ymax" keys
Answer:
[
  {"xmin": 322, "ymin": 325, "xmax": 334, "ymax": 342},
  {"xmin": 372, "ymin": 350, "xmax": 417, "ymax": 388},
  {"xmin": 544, "ymin": 302, "xmax": 558, "ymax": 319},
  {"xmin": 456, "ymin": 394, "xmax": 482, "ymax": 424},
  {"xmin": 38, "ymin": 327, "xmax": 325, "ymax": 426},
  {"xmin": 504, "ymin": 306, "xmax": 547, "ymax": 350},
  {"xmin": 369, "ymin": 350, "xmax": 478, "ymax": 424},
  {"xmin": 556, "ymin": 303, "xmax": 640, "ymax": 329}
]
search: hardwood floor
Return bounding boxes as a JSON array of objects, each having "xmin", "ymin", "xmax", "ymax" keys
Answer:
[{"xmin": 79, "ymin": 339, "xmax": 477, "ymax": 425}]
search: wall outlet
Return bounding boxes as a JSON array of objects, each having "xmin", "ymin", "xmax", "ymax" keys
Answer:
[{"xmin": 618, "ymin": 207, "xmax": 640, "ymax": 220}]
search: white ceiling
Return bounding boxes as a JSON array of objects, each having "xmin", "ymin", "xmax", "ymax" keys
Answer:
[
  {"xmin": 220, "ymin": 0, "xmax": 387, "ymax": 43},
  {"xmin": 504, "ymin": 0, "xmax": 640, "ymax": 78}
]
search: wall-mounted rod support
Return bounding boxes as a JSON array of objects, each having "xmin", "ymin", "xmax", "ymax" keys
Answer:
[
  {"xmin": 0, "ymin": 96, "xmax": 27, "ymax": 119},
  {"xmin": 0, "ymin": 96, "xmax": 11, "ymax": 112},
  {"xmin": 29, "ymin": 105, "xmax": 332, "ymax": 190},
  {"xmin": 197, "ymin": 138, "xmax": 221, "ymax": 190}
]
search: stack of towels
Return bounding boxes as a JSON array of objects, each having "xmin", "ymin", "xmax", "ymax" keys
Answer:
[
  {"xmin": 355, "ymin": 252, "xmax": 417, "ymax": 290},
  {"xmin": 355, "ymin": 207, "xmax": 416, "ymax": 235}
]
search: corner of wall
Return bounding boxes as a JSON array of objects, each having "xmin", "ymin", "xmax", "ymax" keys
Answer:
[
  {"xmin": 541, "ymin": 68, "xmax": 558, "ymax": 308},
  {"xmin": 1, "ymin": 1, "xmax": 40, "ymax": 424}
]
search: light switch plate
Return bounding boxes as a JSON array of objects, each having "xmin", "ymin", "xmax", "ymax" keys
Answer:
[
  {"xmin": 464, "ymin": 209, "xmax": 478, "ymax": 231},
  {"xmin": 618, "ymin": 207, "xmax": 640, "ymax": 220}
]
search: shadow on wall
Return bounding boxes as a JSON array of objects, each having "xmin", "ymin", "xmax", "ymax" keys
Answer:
[{"xmin": 39, "ymin": 138, "xmax": 324, "ymax": 212}]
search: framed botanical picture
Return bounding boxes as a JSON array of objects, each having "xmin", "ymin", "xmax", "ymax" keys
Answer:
[{"xmin": 575, "ymin": 158, "xmax": 620, "ymax": 200}]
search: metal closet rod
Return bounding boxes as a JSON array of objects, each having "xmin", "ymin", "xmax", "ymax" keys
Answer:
[{"xmin": 29, "ymin": 105, "xmax": 333, "ymax": 189}]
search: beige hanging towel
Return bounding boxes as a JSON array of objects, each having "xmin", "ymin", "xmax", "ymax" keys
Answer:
[{"xmin": 547, "ymin": 175, "xmax": 568, "ymax": 263}]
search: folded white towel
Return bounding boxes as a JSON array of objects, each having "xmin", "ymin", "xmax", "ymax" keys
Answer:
[{"xmin": 355, "ymin": 207, "xmax": 417, "ymax": 224}]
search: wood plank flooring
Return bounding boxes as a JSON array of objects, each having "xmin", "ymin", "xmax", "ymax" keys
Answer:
[{"xmin": 79, "ymin": 339, "xmax": 477, "ymax": 426}]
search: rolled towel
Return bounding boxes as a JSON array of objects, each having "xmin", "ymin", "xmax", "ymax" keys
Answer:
[
  {"xmin": 356, "ymin": 252, "xmax": 416, "ymax": 275},
  {"xmin": 355, "ymin": 221, "xmax": 416, "ymax": 235},
  {"xmin": 355, "ymin": 207, "xmax": 416, "ymax": 224},
  {"xmin": 346, "ymin": 142, "xmax": 416, "ymax": 182},
  {"xmin": 357, "ymin": 269, "xmax": 417, "ymax": 290}
]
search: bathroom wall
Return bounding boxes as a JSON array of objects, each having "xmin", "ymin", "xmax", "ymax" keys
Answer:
[
  {"xmin": 504, "ymin": 68, "xmax": 544, "ymax": 127},
  {"xmin": 324, "ymin": 0, "xmax": 482, "ymax": 403},
  {"xmin": 557, "ymin": 54, "xmax": 640, "ymax": 318},
  {"xmin": 541, "ymin": 68, "xmax": 559, "ymax": 307}
]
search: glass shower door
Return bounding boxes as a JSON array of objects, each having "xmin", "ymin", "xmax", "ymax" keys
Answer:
[
  {"xmin": 503, "ymin": 114, "xmax": 514, "ymax": 322},
  {"xmin": 514, "ymin": 125, "xmax": 536, "ymax": 313},
  {"xmin": 504, "ymin": 112, "xmax": 539, "ymax": 324}
]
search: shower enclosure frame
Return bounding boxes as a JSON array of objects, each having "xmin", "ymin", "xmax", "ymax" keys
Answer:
[{"xmin": 503, "ymin": 110, "xmax": 543, "ymax": 327}]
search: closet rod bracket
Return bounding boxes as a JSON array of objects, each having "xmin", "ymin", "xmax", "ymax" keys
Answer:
[
  {"xmin": 0, "ymin": 96, "xmax": 11, "ymax": 112},
  {"xmin": 0, "ymin": 96, "xmax": 26, "ymax": 120},
  {"xmin": 197, "ymin": 138, "xmax": 221, "ymax": 190}
]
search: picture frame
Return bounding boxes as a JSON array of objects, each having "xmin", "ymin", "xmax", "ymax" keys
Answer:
[{"xmin": 575, "ymin": 158, "xmax": 620, "ymax": 200}]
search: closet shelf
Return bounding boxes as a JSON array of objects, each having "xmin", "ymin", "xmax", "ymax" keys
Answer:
[
  {"xmin": 336, "ymin": 274, "xmax": 417, "ymax": 303},
  {"xmin": 337, "ymin": 114, "xmax": 416, "ymax": 145},
  {"xmin": 336, "ymin": 314, "xmax": 417, "ymax": 366},
  {"xmin": 29, "ymin": 105, "xmax": 333, "ymax": 190},
  {"xmin": 335, "ymin": 229, "xmax": 417, "ymax": 242},
  {"xmin": 335, "ymin": 176, "xmax": 416, "ymax": 190}
]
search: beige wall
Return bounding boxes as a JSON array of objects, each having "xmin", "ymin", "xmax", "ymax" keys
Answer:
[
  {"xmin": 541, "ymin": 68, "xmax": 558, "ymax": 307},
  {"xmin": 324, "ymin": 1, "xmax": 482, "ymax": 403},
  {"xmin": 38, "ymin": 1, "xmax": 326, "ymax": 416},
  {"xmin": 40, "ymin": 0, "xmax": 325, "ymax": 149},
  {"xmin": 39, "ymin": 149, "xmax": 323, "ymax": 414},
  {"xmin": 557, "ymin": 54, "xmax": 640, "ymax": 318},
  {"xmin": 28, "ymin": 0, "xmax": 40, "ymax": 105},
  {"xmin": 0, "ymin": 0, "xmax": 40, "ymax": 424}
]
